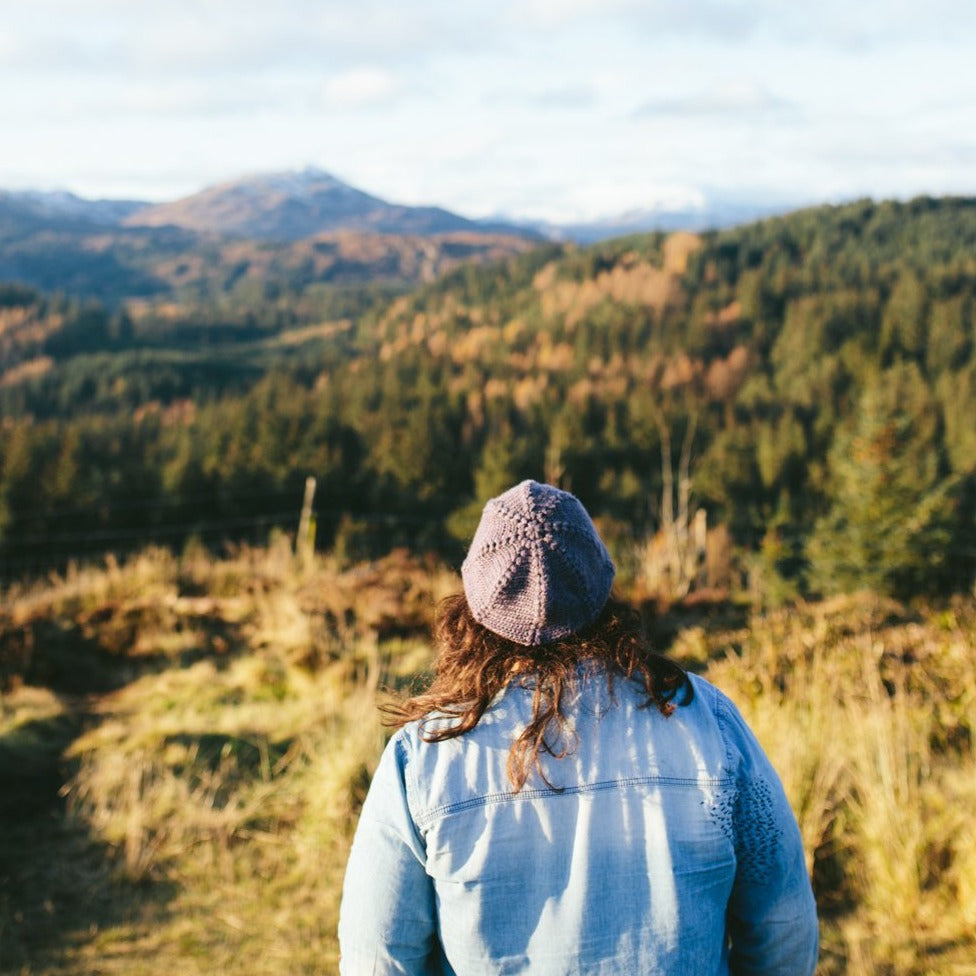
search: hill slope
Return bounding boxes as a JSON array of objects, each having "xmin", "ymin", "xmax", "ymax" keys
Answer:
[
  {"xmin": 2, "ymin": 547, "xmax": 975, "ymax": 974},
  {"xmin": 2, "ymin": 196, "xmax": 976, "ymax": 600},
  {"xmin": 0, "ymin": 218, "xmax": 535, "ymax": 308}
]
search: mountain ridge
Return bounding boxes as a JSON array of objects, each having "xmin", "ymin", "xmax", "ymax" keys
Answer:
[
  {"xmin": 0, "ymin": 169, "xmax": 540, "ymax": 303},
  {"xmin": 0, "ymin": 189, "xmax": 147, "ymax": 231},
  {"xmin": 2, "ymin": 168, "xmax": 797, "ymax": 245},
  {"xmin": 122, "ymin": 167, "xmax": 512, "ymax": 240}
]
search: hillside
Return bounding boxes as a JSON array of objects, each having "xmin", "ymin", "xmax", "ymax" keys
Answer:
[
  {"xmin": 2, "ymin": 197, "xmax": 976, "ymax": 602},
  {"xmin": 0, "ymin": 216, "xmax": 535, "ymax": 308},
  {"xmin": 1, "ymin": 545, "xmax": 974, "ymax": 974}
]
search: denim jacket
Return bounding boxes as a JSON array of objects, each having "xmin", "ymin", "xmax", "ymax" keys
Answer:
[{"xmin": 338, "ymin": 670, "xmax": 818, "ymax": 975}]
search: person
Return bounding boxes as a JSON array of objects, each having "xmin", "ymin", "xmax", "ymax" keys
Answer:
[{"xmin": 338, "ymin": 480, "xmax": 818, "ymax": 975}]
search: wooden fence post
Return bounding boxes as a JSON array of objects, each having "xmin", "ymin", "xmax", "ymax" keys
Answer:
[{"xmin": 296, "ymin": 476, "xmax": 317, "ymax": 565}]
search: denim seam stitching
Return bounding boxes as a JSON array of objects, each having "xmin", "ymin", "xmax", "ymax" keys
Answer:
[{"xmin": 415, "ymin": 774, "xmax": 733, "ymax": 827}]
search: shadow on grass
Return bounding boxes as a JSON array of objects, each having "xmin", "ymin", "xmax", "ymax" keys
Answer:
[
  {"xmin": 159, "ymin": 730, "xmax": 298, "ymax": 815},
  {"xmin": 639, "ymin": 594, "xmax": 752, "ymax": 668},
  {"xmin": 0, "ymin": 595, "xmax": 297, "ymax": 974},
  {"xmin": 0, "ymin": 703, "xmax": 178, "ymax": 975},
  {"xmin": 0, "ymin": 608, "xmax": 246, "ymax": 973},
  {"xmin": 2, "ymin": 619, "xmax": 124, "ymax": 696},
  {"xmin": 1, "ymin": 611, "xmax": 249, "ymax": 696}
]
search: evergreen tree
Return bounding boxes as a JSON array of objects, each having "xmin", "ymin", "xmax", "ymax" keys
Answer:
[{"xmin": 806, "ymin": 364, "xmax": 960, "ymax": 597}]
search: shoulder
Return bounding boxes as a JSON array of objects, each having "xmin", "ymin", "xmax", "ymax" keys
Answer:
[
  {"xmin": 383, "ymin": 714, "xmax": 472, "ymax": 781},
  {"xmin": 686, "ymin": 672, "xmax": 754, "ymax": 725},
  {"xmin": 682, "ymin": 673, "xmax": 761, "ymax": 767},
  {"xmin": 383, "ymin": 721, "xmax": 434, "ymax": 775},
  {"xmin": 685, "ymin": 671, "xmax": 736, "ymax": 723}
]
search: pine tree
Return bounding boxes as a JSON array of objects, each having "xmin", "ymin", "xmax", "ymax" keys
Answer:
[{"xmin": 807, "ymin": 364, "xmax": 959, "ymax": 596}]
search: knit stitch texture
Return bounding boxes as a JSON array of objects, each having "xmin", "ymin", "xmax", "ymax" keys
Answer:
[{"xmin": 461, "ymin": 480, "xmax": 616, "ymax": 646}]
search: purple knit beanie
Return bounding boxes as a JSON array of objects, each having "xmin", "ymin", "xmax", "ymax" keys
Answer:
[{"xmin": 461, "ymin": 480, "xmax": 616, "ymax": 646}]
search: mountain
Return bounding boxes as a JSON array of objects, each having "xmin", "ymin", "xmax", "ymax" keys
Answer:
[
  {"xmin": 518, "ymin": 196, "xmax": 803, "ymax": 244},
  {"xmin": 0, "ymin": 169, "xmax": 809, "ymax": 305},
  {"xmin": 2, "ymin": 168, "xmax": 795, "ymax": 255},
  {"xmin": 0, "ymin": 189, "xmax": 147, "ymax": 231},
  {"xmin": 124, "ymin": 167, "xmax": 532, "ymax": 241},
  {"xmin": 0, "ymin": 172, "xmax": 538, "ymax": 304}
]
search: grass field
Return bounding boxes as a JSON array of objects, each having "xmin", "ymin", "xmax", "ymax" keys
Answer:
[{"xmin": 2, "ymin": 542, "xmax": 975, "ymax": 974}]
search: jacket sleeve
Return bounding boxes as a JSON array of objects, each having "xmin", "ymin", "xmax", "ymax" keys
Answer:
[
  {"xmin": 338, "ymin": 731, "xmax": 440, "ymax": 976},
  {"xmin": 714, "ymin": 690, "xmax": 819, "ymax": 976}
]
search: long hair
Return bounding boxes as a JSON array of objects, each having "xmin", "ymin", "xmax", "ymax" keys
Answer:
[{"xmin": 382, "ymin": 593, "xmax": 693, "ymax": 791}]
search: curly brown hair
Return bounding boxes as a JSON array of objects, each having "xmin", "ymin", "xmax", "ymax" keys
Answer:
[{"xmin": 382, "ymin": 593, "xmax": 693, "ymax": 791}]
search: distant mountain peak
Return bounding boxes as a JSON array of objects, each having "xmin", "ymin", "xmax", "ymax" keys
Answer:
[
  {"xmin": 201, "ymin": 167, "xmax": 366, "ymax": 201},
  {"xmin": 122, "ymin": 168, "xmax": 527, "ymax": 242}
]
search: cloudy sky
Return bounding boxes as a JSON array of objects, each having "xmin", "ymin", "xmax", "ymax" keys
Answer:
[{"xmin": 2, "ymin": 0, "xmax": 975, "ymax": 222}]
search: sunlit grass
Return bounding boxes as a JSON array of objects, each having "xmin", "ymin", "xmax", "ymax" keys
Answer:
[
  {"xmin": 705, "ymin": 594, "xmax": 976, "ymax": 974},
  {"xmin": 1, "ymin": 541, "xmax": 449, "ymax": 975},
  {"xmin": 2, "ymin": 551, "xmax": 975, "ymax": 974},
  {"xmin": 61, "ymin": 652, "xmax": 388, "ymax": 974}
]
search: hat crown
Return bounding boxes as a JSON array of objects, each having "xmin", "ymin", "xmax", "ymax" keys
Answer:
[{"xmin": 461, "ymin": 480, "xmax": 615, "ymax": 646}]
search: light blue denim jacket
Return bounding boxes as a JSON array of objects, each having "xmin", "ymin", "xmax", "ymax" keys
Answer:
[{"xmin": 339, "ymin": 670, "xmax": 818, "ymax": 975}]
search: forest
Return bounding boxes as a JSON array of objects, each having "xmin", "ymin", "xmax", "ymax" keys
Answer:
[
  {"xmin": 3, "ymin": 195, "xmax": 976, "ymax": 601},
  {"xmin": 4, "ymin": 197, "xmax": 976, "ymax": 976}
]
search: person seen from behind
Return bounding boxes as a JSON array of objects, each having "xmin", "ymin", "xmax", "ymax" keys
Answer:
[{"xmin": 339, "ymin": 479, "xmax": 819, "ymax": 974}]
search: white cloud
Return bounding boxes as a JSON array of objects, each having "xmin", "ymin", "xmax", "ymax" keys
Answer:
[
  {"xmin": 562, "ymin": 179, "xmax": 707, "ymax": 222},
  {"xmin": 1, "ymin": 0, "xmax": 495, "ymax": 80},
  {"xmin": 485, "ymin": 86, "xmax": 599, "ymax": 110},
  {"xmin": 764, "ymin": 0, "xmax": 976, "ymax": 48},
  {"xmin": 515, "ymin": 0, "xmax": 615, "ymax": 28},
  {"xmin": 1, "ymin": 0, "xmax": 975, "ymax": 219},
  {"xmin": 634, "ymin": 80, "xmax": 797, "ymax": 119},
  {"xmin": 321, "ymin": 68, "xmax": 401, "ymax": 109},
  {"xmin": 510, "ymin": 0, "xmax": 976, "ymax": 50},
  {"xmin": 113, "ymin": 81, "xmax": 271, "ymax": 119},
  {"xmin": 511, "ymin": 0, "xmax": 760, "ymax": 37}
]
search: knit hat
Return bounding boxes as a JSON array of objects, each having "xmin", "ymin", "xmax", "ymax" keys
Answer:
[{"xmin": 461, "ymin": 480, "xmax": 616, "ymax": 646}]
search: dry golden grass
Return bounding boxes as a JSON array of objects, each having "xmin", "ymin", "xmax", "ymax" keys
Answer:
[
  {"xmin": 702, "ymin": 594, "xmax": 976, "ymax": 974},
  {"xmin": 0, "ymin": 541, "xmax": 452, "ymax": 975},
  {"xmin": 2, "ymin": 551, "xmax": 976, "ymax": 975},
  {"xmin": 57, "ymin": 651, "xmax": 387, "ymax": 975}
]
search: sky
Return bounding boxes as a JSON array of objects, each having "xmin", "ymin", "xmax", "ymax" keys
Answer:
[{"xmin": 2, "ymin": 0, "xmax": 976, "ymax": 223}]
